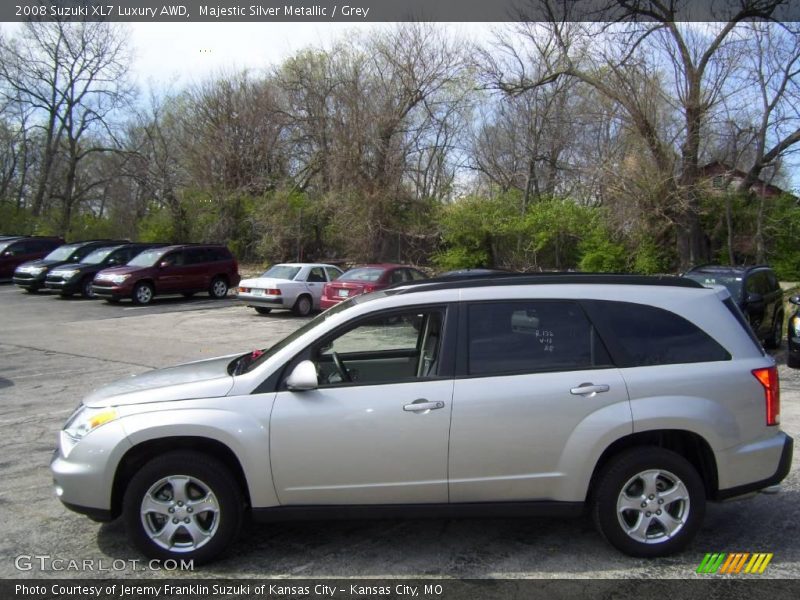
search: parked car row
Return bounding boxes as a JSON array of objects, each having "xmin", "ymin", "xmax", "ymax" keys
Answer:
[
  {"xmin": 237, "ymin": 263, "xmax": 428, "ymax": 316},
  {"xmin": 9, "ymin": 238, "xmax": 241, "ymax": 305}
]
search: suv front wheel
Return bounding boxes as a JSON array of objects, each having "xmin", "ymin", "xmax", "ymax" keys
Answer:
[
  {"xmin": 592, "ymin": 447, "xmax": 705, "ymax": 557},
  {"xmin": 122, "ymin": 451, "xmax": 243, "ymax": 563}
]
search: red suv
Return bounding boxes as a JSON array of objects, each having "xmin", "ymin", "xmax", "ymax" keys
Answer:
[
  {"xmin": 0, "ymin": 236, "xmax": 64, "ymax": 280},
  {"xmin": 91, "ymin": 244, "xmax": 240, "ymax": 305},
  {"xmin": 320, "ymin": 263, "xmax": 427, "ymax": 310}
]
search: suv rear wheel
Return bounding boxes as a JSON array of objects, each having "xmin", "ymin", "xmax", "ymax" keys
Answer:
[
  {"xmin": 592, "ymin": 447, "xmax": 705, "ymax": 557},
  {"xmin": 122, "ymin": 451, "xmax": 243, "ymax": 563},
  {"xmin": 209, "ymin": 277, "xmax": 228, "ymax": 299}
]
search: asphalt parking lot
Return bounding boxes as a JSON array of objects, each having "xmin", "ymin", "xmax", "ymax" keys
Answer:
[{"xmin": 1, "ymin": 283, "xmax": 799, "ymax": 580}]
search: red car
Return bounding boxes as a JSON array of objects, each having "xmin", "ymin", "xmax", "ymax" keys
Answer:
[
  {"xmin": 320, "ymin": 264, "xmax": 427, "ymax": 310},
  {"xmin": 0, "ymin": 236, "xmax": 64, "ymax": 280},
  {"xmin": 92, "ymin": 244, "xmax": 240, "ymax": 305}
]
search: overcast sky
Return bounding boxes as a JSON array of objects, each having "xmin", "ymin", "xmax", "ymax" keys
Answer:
[{"xmin": 128, "ymin": 22, "xmax": 494, "ymax": 91}]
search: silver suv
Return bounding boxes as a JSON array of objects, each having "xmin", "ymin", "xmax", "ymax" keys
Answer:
[{"xmin": 51, "ymin": 274, "xmax": 793, "ymax": 563}]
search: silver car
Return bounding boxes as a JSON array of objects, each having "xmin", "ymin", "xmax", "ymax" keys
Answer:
[
  {"xmin": 237, "ymin": 263, "xmax": 344, "ymax": 316},
  {"xmin": 51, "ymin": 274, "xmax": 793, "ymax": 563}
]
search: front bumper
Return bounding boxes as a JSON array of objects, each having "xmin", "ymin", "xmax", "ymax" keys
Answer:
[
  {"xmin": 91, "ymin": 282, "xmax": 132, "ymax": 299},
  {"xmin": 50, "ymin": 420, "xmax": 132, "ymax": 517},
  {"xmin": 44, "ymin": 276, "xmax": 80, "ymax": 294},
  {"xmin": 13, "ymin": 273, "xmax": 47, "ymax": 290},
  {"xmin": 714, "ymin": 432, "xmax": 793, "ymax": 500}
]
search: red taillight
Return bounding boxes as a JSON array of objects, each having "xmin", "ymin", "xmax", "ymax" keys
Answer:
[
  {"xmin": 239, "ymin": 287, "xmax": 250, "ymax": 293},
  {"xmin": 363, "ymin": 284, "xmax": 376, "ymax": 293},
  {"xmin": 265, "ymin": 288, "xmax": 281, "ymax": 296},
  {"xmin": 752, "ymin": 366, "xmax": 780, "ymax": 426}
]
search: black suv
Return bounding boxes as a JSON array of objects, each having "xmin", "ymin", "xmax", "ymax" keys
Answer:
[
  {"xmin": 684, "ymin": 265, "xmax": 784, "ymax": 349},
  {"xmin": 12, "ymin": 240, "xmax": 127, "ymax": 292},
  {"xmin": 44, "ymin": 243, "xmax": 165, "ymax": 298}
]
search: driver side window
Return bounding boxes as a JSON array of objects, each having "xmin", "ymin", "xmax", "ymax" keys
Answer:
[{"xmin": 315, "ymin": 309, "xmax": 444, "ymax": 386}]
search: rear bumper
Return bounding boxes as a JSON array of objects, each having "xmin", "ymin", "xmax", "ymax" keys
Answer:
[
  {"xmin": 714, "ymin": 432, "xmax": 793, "ymax": 501},
  {"xmin": 238, "ymin": 292, "xmax": 286, "ymax": 308},
  {"xmin": 320, "ymin": 297, "xmax": 345, "ymax": 310}
]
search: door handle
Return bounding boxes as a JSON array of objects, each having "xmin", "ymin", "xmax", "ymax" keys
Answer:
[
  {"xmin": 403, "ymin": 399, "xmax": 445, "ymax": 412},
  {"xmin": 570, "ymin": 383, "xmax": 610, "ymax": 396}
]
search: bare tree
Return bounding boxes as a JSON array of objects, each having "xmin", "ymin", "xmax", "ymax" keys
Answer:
[
  {"xmin": 484, "ymin": 1, "xmax": 781, "ymax": 269},
  {"xmin": 0, "ymin": 21, "xmax": 133, "ymax": 233}
]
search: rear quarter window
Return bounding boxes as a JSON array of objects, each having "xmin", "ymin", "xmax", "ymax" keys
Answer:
[{"xmin": 582, "ymin": 300, "xmax": 731, "ymax": 367}]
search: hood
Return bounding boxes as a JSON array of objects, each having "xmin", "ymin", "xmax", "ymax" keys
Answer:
[
  {"xmin": 96, "ymin": 264, "xmax": 147, "ymax": 277},
  {"xmin": 83, "ymin": 354, "xmax": 238, "ymax": 408},
  {"xmin": 51, "ymin": 262, "xmax": 100, "ymax": 274},
  {"xmin": 239, "ymin": 277, "xmax": 292, "ymax": 288},
  {"xmin": 18, "ymin": 258, "xmax": 69, "ymax": 269}
]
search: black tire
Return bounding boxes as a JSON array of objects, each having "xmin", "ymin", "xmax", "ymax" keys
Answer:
[
  {"xmin": 122, "ymin": 451, "xmax": 243, "ymax": 564},
  {"xmin": 292, "ymin": 294, "xmax": 312, "ymax": 317},
  {"xmin": 209, "ymin": 277, "xmax": 228, "ymax": 299},
  {"xmin": 764, "ymin": 313, "xmax": 783, "ymax": 350},
  {"xmin": 254, "ymin": 307, "xmax": 272, "ymax": 315},
  {"xmin": 80, "ymin": 276, "xmax": 94, "ymax": 299},
  {"xmin": 592, "ymin": 447, "xmax": 705, "ymax": 558},
  {"xmin": 788, "ymin": 353, "xmax": 800, "ymax": 369},
  {"xmin": 132, "ymin": 282, "xmax": 154, "ymax": 305}
]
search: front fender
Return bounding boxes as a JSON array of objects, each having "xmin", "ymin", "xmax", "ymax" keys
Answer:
[{"xmin": 119, "ymin": 398, "xmax": 278, "ymax": 507}]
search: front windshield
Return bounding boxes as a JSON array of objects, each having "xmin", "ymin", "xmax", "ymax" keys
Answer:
[
  {"xmin": 81, "ymin": 247, "xmax": 117, "ymax": 264},
  {"xmin": 261, "ymin": 265, "xmax": 301, "ymax": 280},
  {"xmin": 341, "ymin": 267, "xmax": 385, "ymax": 282},
  {"xmin": 684, "ymin": 273, "xmax": 743, "ymax": 298},
  {"xmin": 44, "ymin": 245, "xmax": 80, "ymax": 261},
  {"xmin": 128, "ymin": 247, "xmax": 169, "ymax": 267},
  {"xmin": 235, "ymin": 292, "xmax": 390, "ymax": 375}
]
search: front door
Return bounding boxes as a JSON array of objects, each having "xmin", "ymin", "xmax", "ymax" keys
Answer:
[{"xmin": 270, "ymin": 307, "xmax": 453, "ymax": 505}]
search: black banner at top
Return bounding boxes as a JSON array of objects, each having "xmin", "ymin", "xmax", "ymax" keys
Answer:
[{"xmin": 3, "ymin": 0, "xmax": 800, "ymax": 23}]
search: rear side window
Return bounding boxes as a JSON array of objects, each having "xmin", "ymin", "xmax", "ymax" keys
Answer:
[
  {"xmin": 582, "ymin": 301, "xmax": 731, "ymax": 367},
  {"xmin": 466, "ymin": 301, "xmax": 612, "ymax": 376}
]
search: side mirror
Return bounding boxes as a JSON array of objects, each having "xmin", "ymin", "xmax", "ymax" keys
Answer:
[
  {"xmin": 790, "ymin": 295, "xmax": 800, "ymax": 306},
  {"xmin": 158, "ymin": 260, "xmax": 169, "ymax": 269},
  {"xmin": 285, "ymin": 360, "xmax": 318, "ymax": 391},
  {"xmin": 1, "ymin": 250, "xmax": 11, "ymax": 257},
  {"xmin": 746, "ymin": 292, "xmax": 764, "ymax": 305}
]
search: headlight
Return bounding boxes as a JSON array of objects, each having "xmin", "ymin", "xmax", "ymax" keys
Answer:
[
  {"xmin": 18, "ymin": 265, "xmax": 45, "ymax": 275},
  {"xmin": 54, "ymin": 269, "xmax": 79, "ymax": 279},
  {"xmin": 63, "ymin": 406, "xmax": 118, "ymax": 442},
  {"xmin": 791, "ymin": 316, "xmax": 800, "ymax": 337},
  {"xmin": 109, "ymin": 274, "xmax": 130, "ymax": 284}
]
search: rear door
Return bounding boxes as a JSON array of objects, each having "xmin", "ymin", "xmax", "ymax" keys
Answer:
[
  {"xmin": 448, "ymin": 299, "xmax": 630, "ymax": 502},
  {"xmin": 305, "ymin": 266, "xmax": 327, "ymax": 308}
]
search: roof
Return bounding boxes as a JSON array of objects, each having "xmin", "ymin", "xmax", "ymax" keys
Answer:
[
  {"xmin": 392, "ymin": 272, "xmax": 703, "ymax": 294},
  {"xmin": 685, "ymin": 264, "xmax": 773, "ymax": 275}
]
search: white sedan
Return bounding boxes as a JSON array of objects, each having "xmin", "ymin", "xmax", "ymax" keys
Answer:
[{"xmin": 237, "ymin": 263, "xmax": 344, "ymax": 316}]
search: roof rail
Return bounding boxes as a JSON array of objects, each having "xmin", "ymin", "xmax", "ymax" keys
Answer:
[{"xmin": 393, "ymin": 272, "xmax": 704, "ymax": 294}]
